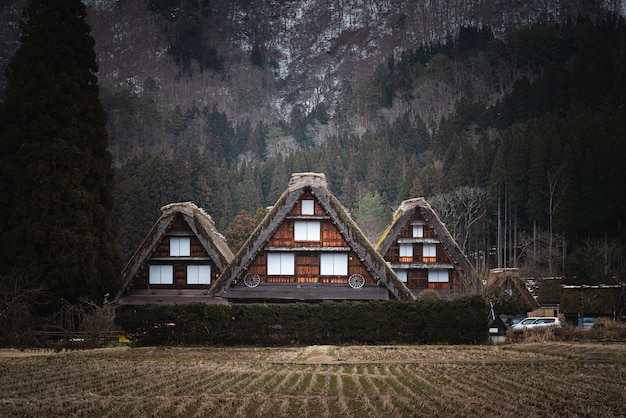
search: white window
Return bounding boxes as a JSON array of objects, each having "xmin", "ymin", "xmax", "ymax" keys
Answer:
[
  {"xmin": 428, "ymin": 269, "xmax": 449, "ymax": 283},
  {"xmin": 396, "ymin": 269, "xmax": 408, "ymax": 283},
  {"xmin": 149, "ymin": 265, "xmax": 173, "ymax": 284},
  {"xmin": 423, "ymin": 244, "xmax": 436, "ymax": 258},
  {"xmin": 294, "ymin": 221, "xmax": 320, "ymax": 241},
  {"xmin": 412, "ymin": 222, "xmax": 424, "ymax": 237},
  {"xmin": 301, "ymin": 199, "xmax": 315, "ymax": 215},
  {"xmin": 320, "ymin": 253, "xmax": 348, "ymax": 275},
  {"xmin": 187, "ymin": 265, "xmax": 211, "ymax": 284},
  {"xmin": 267, "ymin": 253, "xmax": 295, "ymax": 275},
  {"xmin": 399, "ymin": 243, "xmax": 413, "ymax": 257},
  {"xmin": 170, "ymin": 237, "xmax": 190, "ymax": 256}
]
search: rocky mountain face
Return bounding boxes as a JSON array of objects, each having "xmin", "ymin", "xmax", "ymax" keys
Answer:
[{"xmin": 2, "ymin": 0, "xmax": 624, "ymax": 128}]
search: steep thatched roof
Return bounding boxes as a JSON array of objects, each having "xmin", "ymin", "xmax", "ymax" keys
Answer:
[
  {"xmin": 376, "ymin": 197, "xmax": 482, "ymax": 293},
  {"xmin": 560, "ymin": 284, "xmax": 624, "ymax": 315},
  {"xmin": 211, "ymin": 172, "xmax": 415, "ymax": 301},
  {"xmin": 487, "ymin": 268, "xmax": 539, "ymax": 311},
  {"xmin": 114, "ymin": 202, "xmax": 234, "ymax": 302}
]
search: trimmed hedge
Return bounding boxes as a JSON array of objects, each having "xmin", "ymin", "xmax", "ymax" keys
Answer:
[{"xmin": 114, "ymin": 295, "xmax": 488, "ymax": 346}]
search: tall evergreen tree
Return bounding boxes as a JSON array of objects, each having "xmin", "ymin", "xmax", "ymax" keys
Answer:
[{"xmin": 0, "ymin": 0, "xmax": 121, "ymax": 304}]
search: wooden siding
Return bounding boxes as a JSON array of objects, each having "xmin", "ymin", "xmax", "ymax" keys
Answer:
[
  {"xmin": 152, "ymin": 235, "xmax": 209, "ymax": 258},
  {"xmin": 295, "ymin": 253, "xmax": 319, "ymax": 282},
  {"xmin": 130, "ymin": 258, "xmax": 219, "ymax": 290},
  {"xmin": 383, "ymin": 212, "xmax": 463, "ymax": 292},
  {"xmin": 246, "ymin": 250, "xmax": 374, "ymax": 284},
  {"xmin": 322, "ymin": 222, "xmax": 347, "ymax": 247},
  {"xmin": 400, "ymin": 213, "xmax": 436, "ymax": 238},
  {"xmin": 152, "ymin": 213, "xmax": 210, "ymax": 259},
  {"xmin": 385, "ymin": 243, "xmax": 451, "ymax": 264},
  {"xmin": 289, "ymin": 191, "xmax": 325, "ymax": 216},
  {"xmin": 268, "ymin": 222, "xmax": 294, "ymax": 247},
  {"xmin": 267, "ymin": 221, "xmax": 347, "ymax": 248},
  {"xmin": 243, "ymin": 192, "xmax": 375, "ymax": 286},
  {"xmin": 405, "ymin": 270, "xmax": 427, "ymax": 289},
  {"xmin": 403, "ymin": 269, "xmax": 461, "ymax": 290},
  {"xmin": 128, "ymin": 214, "xmax": 217, "ymax": 290},
  {"xmin": 168, "ymin": 215, "xmax": 190, "ymax": 234}
]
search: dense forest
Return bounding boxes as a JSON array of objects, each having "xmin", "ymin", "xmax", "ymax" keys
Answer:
[{"xmin": 109, "ymin": 17, "xmax": 626, "ymax": 283}]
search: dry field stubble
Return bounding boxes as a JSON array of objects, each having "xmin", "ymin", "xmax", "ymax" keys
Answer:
[{"xmin": 1, "ymin": 343, "xmax": 625, "ymax": 417}]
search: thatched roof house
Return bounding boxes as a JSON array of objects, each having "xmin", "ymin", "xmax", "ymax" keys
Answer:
[
  {"xmin": 487, "ymin": 268, "xmax": 539, "ymax": 312},
  {"xmin": 560, "ymin": 284, "xmax": 624, "ymax": 321},
  {"xmin": 211, "ymin": 172, "xmax": 415, "ymax": 302},
  {"xmin": 375, "ymin": 197, "xmax": 482, "ymax": 298},
  {"xmin": 115, "ymin": 202, "xmax": 234, "ymax": 305}
]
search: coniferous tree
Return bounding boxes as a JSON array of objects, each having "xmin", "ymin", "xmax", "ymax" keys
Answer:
[{"xmin": 0, "ymin": 0, "xmax": 121, "ymax": 305}]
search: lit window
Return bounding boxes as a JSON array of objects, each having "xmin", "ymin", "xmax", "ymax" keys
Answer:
[
  {"xmin": 399, "ymin": 244, "xmax": 413, "ymax": 257},
  {"xmin": 423, "ymin": 244, "xmax": 436, "ymax": 262},
  {"xmin": 428, "ymin": 269, "xmax": 449, "ymax": 283},
  {"xmin": 396, "ymin": 269, "xmax": 408, "ymax": 283},
  {"xmin": 149, "ymin": 265, "xmax": 173, "ymax": 284},
  {"xmin": 301, "ymin": 199, "xmax": 315, "ymax": 215},
  {"xmin": 170, "ymin": 237, "xmax": 190, "ymax": 256},
  {"xmin": 294, "ymin": 221, "xmax": 320, "ymax": 241},
  {"xmin": 320, "ymin": 253, "xmax": 348, "ymax": 275},
  {"xmin": 187, "ymin": 265, "xmax": 211, "ymax": 284},
  {"xmin": 267, "ymin": 253, "xmax": 295, "ymax": 275}
]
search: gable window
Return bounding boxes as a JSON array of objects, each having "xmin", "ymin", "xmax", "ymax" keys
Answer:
[
  {"xmin": 170, "ymin": 237, "xmax": 190, "ymax": 256},
  {"xmin": 428, "ymin": 269, "xmax": 449, "ymax": 283},
  {"xmin": 294, "ymin": 221, "xmax": 320, "ymax": 241},
  {"xmin": 149, "ymin": 265, "xmax": 173, "ymax": 284},
  {"xmin": 301, "ymin": 199, "xmax": 315, "ymax": 215},
  {"xmin": 187, "ymin": 265, "xmax": 211, "ymax": 284},
  {"xmin": 320, "ymin": 253, "xmax": 348, "ymax": 275},
  {"xmin": 423, "ymin": 244, "xmax": 436, "ymax": 262},
  {"xmin": 267, "ymin": 253, "xmax": 295, "ymax": 275},
  {"xmin": 399, "ymin": 243, "xmax": 413, "ymax": 262},
  {"xmin": 412, "ymin": 222, "xmax": 424, "ymax": 238}
]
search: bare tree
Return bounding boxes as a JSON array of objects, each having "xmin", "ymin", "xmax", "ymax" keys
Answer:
[
  {"xmin": 580, "ymin": 237, "xmax": 626, "ymax": 278},
  {"xmin": 0, "ymin": 271, "xmax": 46, "ymax": 347},
  {"xmin": 456, "ymin": 186, "xmax": 488, "ymax": 252},
  {"xmin": 545, "ymin": 167, "xmax": 565, "ymax": 276},
  {"xmin": 429, "ymin": 186, "xmax": 488, "ymax": 254},
  {"xmin": 49, "ymin": 298, "xmax": 117, "ymax": 347}
]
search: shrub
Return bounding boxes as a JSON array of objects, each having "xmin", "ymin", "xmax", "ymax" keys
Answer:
[
  {"xmin": 507, "ymin": 319, "xmax": 626, "ymax": 343},
  {"xmin": 115, "ymin": 295, "xmax": 489, "ymax": 346}
]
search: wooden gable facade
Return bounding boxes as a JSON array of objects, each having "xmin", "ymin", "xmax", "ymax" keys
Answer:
[
  {"xmin": 115, "ymin": 202, "xmax": 234, "ymax": 305},
  {"xmin": 376, "ymin": 198, "xmax": 482, "ymax": 297},
  {"xmin": 211, "ymin": 173, "xmax": 415, "ymax": 302}
]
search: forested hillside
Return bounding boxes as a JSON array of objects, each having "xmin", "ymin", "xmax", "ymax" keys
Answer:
[
  {"xmin": 1, "ymin": 0, "xmax": 624, "ymax": 283},
  {"xmin": 112, "ymin": 18, "xmax": 626, "ymax": 284}
]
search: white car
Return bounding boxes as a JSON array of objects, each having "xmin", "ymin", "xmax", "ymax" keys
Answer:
[{"xmin": 511, "ymin": 317, "xmax": 561, "ymax": 332}]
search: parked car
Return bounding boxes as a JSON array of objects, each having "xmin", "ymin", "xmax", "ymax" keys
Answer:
[
  {"xmin": 511, "ymin": 317, "xmax": 562, "ymax": 332},
  {"xmin": 580, "ymin": 317, "xmax": 603, "ymax": 330}
]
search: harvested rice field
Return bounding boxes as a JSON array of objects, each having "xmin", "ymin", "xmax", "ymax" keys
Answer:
[{"xmin": 1, "ymin": 343, "xmax": 625, "ymax": 417}]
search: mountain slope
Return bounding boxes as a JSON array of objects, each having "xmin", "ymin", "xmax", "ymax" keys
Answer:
[{"xmin": 3, "ymin": 0, "xmax": 623, "ymax": 126}]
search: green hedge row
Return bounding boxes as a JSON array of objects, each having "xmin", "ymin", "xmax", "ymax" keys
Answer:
[{"xmin": 114, "ymin": 295, "xmax": 488, "ymax": 346}]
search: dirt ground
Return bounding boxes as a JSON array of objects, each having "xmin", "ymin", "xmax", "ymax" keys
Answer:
[
  {"xmin": 1, "ymin": 341, "xmax": 625, "ymax": 363},
  {"xmin": 2, "ymin": 342, "xmax": 624, "ymax": 417}
]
